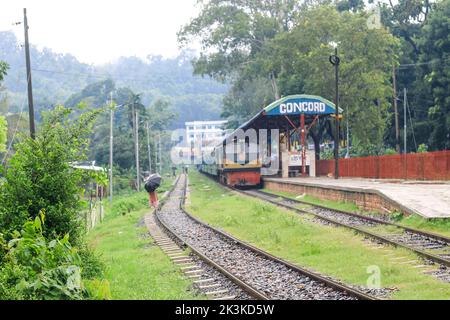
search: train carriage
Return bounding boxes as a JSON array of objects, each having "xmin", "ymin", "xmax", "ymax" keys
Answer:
[{"xmin": 201, "ymin": 139, "xmax": 262, "ymax": 187}]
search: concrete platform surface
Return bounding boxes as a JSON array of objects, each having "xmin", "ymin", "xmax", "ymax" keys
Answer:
[{"xmin": 264, "ymin": 177, "xmax": 450, "ymax": 219}]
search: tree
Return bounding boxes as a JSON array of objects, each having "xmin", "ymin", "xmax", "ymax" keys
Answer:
[
  {"xmin": 0, "ymin": 105, "xmax": 103, "ymax": 244},
  {"xmin": 221, "ymin": 76, "xmax": 274, "ymax": 128},
  {"xmin": 380, "ymin": 0, "xmax": 434, "ymax": 55},
  {"xmin": 377, "ymin": 1, "xmax": 437, "ymax": 152},
  {"xmin": 417, "ymin": 0, "xmax": 450, "ymax": 150},
  {"xmin": 183, "ymin": 3, "xmax": 399, "ymax": 157},
  {"xmin": 65, "ymin": 79, "xmax": 115, "ymax": 109},
  {"xmin": 0, "ymin": 116, "xmax": 6, "ymax": 153},
  {"xmin": 73, "ymin": 78, "xmax": 179, "ymax": 178},
  {"xmin": 269, "ymin": 5, "xmax": 399, "ymax": 155},
  {"xmin": 147, "ymin": 99, "xmax": 177, "ymax": 131},
  {"xmin": 336, "ymin": 0, "xmax": 365, "ymax": 12},
  {"xmin": 0, "ymin": 31, "xmax": 227, "ymax": 128},
  {"xmin": 178, "ymin": 0, "xmax": 306, "ymax": 81},
  {"xmin": 0, "ymin": 61, "xmax": 7, "ymax": 82}
]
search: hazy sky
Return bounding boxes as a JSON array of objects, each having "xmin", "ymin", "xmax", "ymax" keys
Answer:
[{"xmin": 0, "ymin": 0, "xmax": 200, "ymax": 65}]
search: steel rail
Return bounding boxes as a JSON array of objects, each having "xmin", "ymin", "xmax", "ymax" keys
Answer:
[
  {"xmin": 173, "ymin": 174, "xmax": 377, "ymax": 300},
  {"xmin": 236, "ymin": 188, "xmax": 450, "ymax": 268},
  {"xmin": 257, "ymin": 189, "xmax": 450, "ymax": 244},
  {"xmin": 154, "ymin": 176, "xmax": 270, "ymax": 300}
]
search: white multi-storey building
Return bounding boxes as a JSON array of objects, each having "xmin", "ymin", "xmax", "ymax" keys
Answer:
[
  {"xmin": 185, "ymin": 120, "xmax": 228, "ymax": 145},
  {"xmin": 172, "ymin": 120, "xmax": 228, "ymax": 165}
]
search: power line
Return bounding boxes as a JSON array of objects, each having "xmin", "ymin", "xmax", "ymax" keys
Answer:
[
  {"xmin": 1, "ymin": 72, "xmax": 29, "ymax": 165},
  {"xmin": 406, "ymin": 94, "xmax": 418, "ymax": 151},
  {"xmin": 398, "ymin": 56, "xmax": 450, "ymax": 69},
  {"xmin": 30, "ymin": 67, "xmax": 184, "ymax": 86}
]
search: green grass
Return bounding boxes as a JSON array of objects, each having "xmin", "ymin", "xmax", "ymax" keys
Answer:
[
  {"xmin": 263, "ymin": 188, "xmax": 450, "ymax": 239},
  {"xmin": 187, "ymin": 171, "xmax": 450, "ymax": 300},
  {"xmin": 87, "ymin": 177, "xmax": 201, "ymax": 300},
  {"xmin": 105, "ymin": 177, "xmax": 174, "ymax": 220},
  {"xmin": 262, "ymin": 188, "xmax": 360, "ymax": 212},
  {"xmin": 363, "ymin": 224, "xmax": 404, "ymax": 236},
  {"xmin": 394, "ymin": 215, "xmax": 450, "ymax": 239}
]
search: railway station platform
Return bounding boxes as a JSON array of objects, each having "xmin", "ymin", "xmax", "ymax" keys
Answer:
[{"xmin": 262, "ymin": 177, "xmax": 450, "ymax": 219}]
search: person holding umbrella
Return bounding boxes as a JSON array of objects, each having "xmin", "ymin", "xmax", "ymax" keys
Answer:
[
  {"xmin": 144, "ymin": 173, "xmax": 162, "ymax": 208},
  {"xmin": 171, "ymin": 165, "xmax": 177, "ymax": 177}
]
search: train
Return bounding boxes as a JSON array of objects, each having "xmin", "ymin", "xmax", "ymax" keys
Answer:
[{"xmin": 200, "ymin": 138, "xmax": 263, "ymax": 188}]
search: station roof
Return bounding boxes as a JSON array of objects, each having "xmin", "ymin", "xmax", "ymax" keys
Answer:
[
  {"xmin": 219, "ymin": 94, "xmax": 343, "ymax": 145},
  {"xmin": 244, "ymin": 94, "xmax": 342, "ymax": 129}
]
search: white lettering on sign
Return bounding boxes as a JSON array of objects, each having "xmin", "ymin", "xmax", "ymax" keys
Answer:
[
  {"xmin": 290, "ymin": 154, "xmax": 310, "ymax": 166},
  {"xmin": 279, "ymin": 102, "xmax": 326, "ymax": 114}
]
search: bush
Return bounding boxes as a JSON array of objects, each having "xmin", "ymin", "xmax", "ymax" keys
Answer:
[
  {"xmin": 417, "ymin": 143, "xmax": 428, "ymax": 153},
  {"xmin": 0, "ymin": 106, "xmax": 102, "ymax": 244},
  {"xmin": 383, "ymin": 148, "xmax": 397, "ymax": 155},
  {"xmin": 0, "ymin": 213, "xmax": 109, "ymax": 300},
  {"xmin": 108, "ymin": 192, "xmax": 148, "ymax": 218},
  {"xmin": 78, "ymin": 244, "xmax": 105, "ymax": 280}
]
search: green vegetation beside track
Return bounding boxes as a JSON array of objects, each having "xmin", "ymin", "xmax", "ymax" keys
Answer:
[
  {"xmin": 262, "ymin": 189, "xmax": 360, "ymax": 213},
  {"xmin": 394, "ymin": 215, "xmax": 450, "ymax": 239},
  {"xmin": 263, "ymin": 189, "xmax": 450, "ymax": 239},
  {"xmin": 87, "ymin": 178, "xmax": 200, "ymax": 300},
  {"xmin": 187, "ymin": 171, "xmax": 450, "ymax": 300}
]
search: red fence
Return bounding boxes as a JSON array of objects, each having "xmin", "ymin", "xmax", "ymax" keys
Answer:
[{"xmin": 317, "ymin": 150, "xmax": 450, "ymax": 180}]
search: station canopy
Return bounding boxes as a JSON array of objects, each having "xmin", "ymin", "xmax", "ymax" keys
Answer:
[{"xmin": 235, "ymin": 94, "xmax": 343, "ymax": 132}]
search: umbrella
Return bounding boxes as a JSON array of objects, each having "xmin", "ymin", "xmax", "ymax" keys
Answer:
[{"xmin": 144, "ymin": 174, "xmax": 162, "ymax": 192}]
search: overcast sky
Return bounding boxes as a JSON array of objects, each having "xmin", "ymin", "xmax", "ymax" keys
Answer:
[{"xmin": 0, "ymin": 0, "xmax": 200, "ymax": 65}]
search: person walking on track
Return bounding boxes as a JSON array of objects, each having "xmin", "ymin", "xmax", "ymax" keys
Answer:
[{"xmin": 144, "ymin": 173, "xmax": 162, "ymax": 208}]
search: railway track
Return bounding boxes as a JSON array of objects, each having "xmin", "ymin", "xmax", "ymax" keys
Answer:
[
  {"xmin": 145, "ymin": 212, "xmax": 252, "ymax": 300},
  {"xmin": 237, "ymin": 188, "xmax": 450, "ymax": 282},
  {"xmin": 154, "ymin": 174, "xmax": 377, "ymax": 300},
  {"xmin": 145, "ymin": 177, "xmax": 253, "ymax": 300}
]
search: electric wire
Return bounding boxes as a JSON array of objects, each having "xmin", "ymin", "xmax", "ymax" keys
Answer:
[
  {"xmin": 1, "ymin": 71, "xmax": 29, "ymax": 165},
  {"xmin": 406, "ymin": 96, "xmax": 418, "ymax": 151}
]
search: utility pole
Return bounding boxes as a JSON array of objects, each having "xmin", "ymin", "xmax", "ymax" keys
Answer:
[
  {"xmin": 404, "ymin": 88, "xmax": 407, "ymax": 154},
  {"xmin": 135, "ymin": 109, "xmax": 140, "ymax": 191},
  {"xmin": 109, "ymin": 92, "xmax": 113, "ymax": 205},
  {"xmin": 146, "ymin": 121, "xmax": 152, "ymax": 174},
  {"xmin": 345, "ymin": 105, "xmax": 349, "ymax": 158},
  {"xmin": 393, "ymin": 64, "xmax": 400, "ymax": 153},
  {"xmin": 23, "ymin": 8, "xmax": 35, "ymax": 139},
  {"xmin": 329, "ymin": 47, "xmax": 340, "ymax": 179},
  {"xmin": 154, "ymin": 133, "xmax": 158, "ymax": 173},
  {"xmin": 159, "ymin": 133, "xmax": 162, "ymax": 173},
  {"xmin": 270, "ymin": 72, "xmax": 280, "ymax": 100}
]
